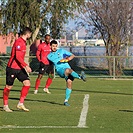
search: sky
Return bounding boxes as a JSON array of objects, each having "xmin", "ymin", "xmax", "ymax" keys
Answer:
[{"xmin": 65, "ymin": 19, "xmax": 87, "ymax": 38}]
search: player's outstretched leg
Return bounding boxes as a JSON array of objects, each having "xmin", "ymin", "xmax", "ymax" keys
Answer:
[
  {"xmin": 71, "ymin": 71, "xmax": 80, "ymax": 79},
  {"xmin": 80, "ymin": 71, "xmax": 86, "ymax": 82},
  {"xmin": 70, "ymin": 71, "xmax": 86, "ymax": 82}
]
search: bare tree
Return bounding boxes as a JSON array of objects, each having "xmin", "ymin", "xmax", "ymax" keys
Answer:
[{"xmin": 79, "ymin": 0, "xmax": 132, "ymax": 76}]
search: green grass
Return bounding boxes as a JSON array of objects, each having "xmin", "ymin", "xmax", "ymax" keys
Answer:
[{"xmin": 0, "ymin": 77, "xmax": 133, "ymax": 133}]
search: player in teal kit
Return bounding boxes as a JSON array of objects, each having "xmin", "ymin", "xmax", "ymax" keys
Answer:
[{"xmin": 47, "ymin": 40, "xmax": 86, "ymax": 106}]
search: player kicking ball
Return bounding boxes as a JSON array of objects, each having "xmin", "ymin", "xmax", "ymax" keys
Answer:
[{"xmin": 47, "ymin": 40, "xmax": 86, "ymax": 106}]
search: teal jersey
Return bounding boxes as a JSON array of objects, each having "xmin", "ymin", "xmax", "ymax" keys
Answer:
[{"xmin": 47, "ymin": 49, "xmax": 72, "ymax": 72}]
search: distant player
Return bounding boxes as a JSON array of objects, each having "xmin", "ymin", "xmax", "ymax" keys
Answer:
[
  {"xmin": 3, "ymin": 27, "xmax": 32, "ymax": 112},
  {"xmin": 47, "ymin": 40, "xmax": 86, "ymax": 106},
  {"xmin": 34, "ymin": 34, "xmax": 54, "ymax": 94}
]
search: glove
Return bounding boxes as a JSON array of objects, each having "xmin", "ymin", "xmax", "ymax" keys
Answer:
[{"xmin": 60, "ymin": 58, "xmax": 70, "ymax": 62}]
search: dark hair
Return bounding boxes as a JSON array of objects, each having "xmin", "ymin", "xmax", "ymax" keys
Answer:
[
  {"xmin": 21, "ymin": 27, "xmax": 32, "ymax": 35},
  {"xmin": 50, "ymin": 40, "xmax": 58, "ymax": 46},
  {"xmin": 45, "ymin": 34, "xmax": 50, "ymax": 38}
]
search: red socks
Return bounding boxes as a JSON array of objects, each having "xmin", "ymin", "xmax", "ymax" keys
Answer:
[
  {"xmin": 19, "ymin": 86, "xmax": 30, "ymax": 103},
  {"xmin": 35, "ymin": 78, "xmax": 52, "ymax": 90},
  {"xmin": 3, "ymin": 87, "xmax": 10, "ymax": 105},
  {"xmin": 3, "ymin": 86, "xmax": 30, "ymax": 105},
  {"xmin": 35, "ymin": 79, "xmax": 40, "ymax": 90},
  {"xmin": 45, "ymin": 78, "xmax": 52, "ymax": 88}
]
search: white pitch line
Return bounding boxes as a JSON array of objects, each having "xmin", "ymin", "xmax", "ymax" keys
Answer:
[
  {"xmin": 77, "ymin": 94, "xmax": 89, "ymax": 128},
  {"xmin": 0, "ymin": 125, "xmax": 88, "ymax": 129},
  {"xmin": 0, "ymin": 94, "xmax": 89, "ymax": 129}
]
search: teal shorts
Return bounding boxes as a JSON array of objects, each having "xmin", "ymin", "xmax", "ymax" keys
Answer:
[
  {"xmin": 56, "ymin": 68, "xmax": 67, "ymax": 78},
  {"xmin": 56, "ymin": 67, "xmax": 74, "ymax": 81}
]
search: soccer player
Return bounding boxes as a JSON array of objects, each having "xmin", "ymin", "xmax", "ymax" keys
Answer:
[
  {"xmin": 47, "ymin": 40, "xmax": 86, "ymax": 106},
  {"xmin": 34, "ymin": 34, "xmax": 54, "ymax": 94},
  {"xmin": 3, "ymin": 27, "xmax": 32, "ymax": 112}
]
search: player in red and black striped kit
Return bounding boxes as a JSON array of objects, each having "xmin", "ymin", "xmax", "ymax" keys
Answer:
[
  {"xmin": 34, "ymin": 34, "xmax": 54, "ymax": 94},
  {"xmin": 3, "ymin": 27, "xmax": 32, "ymax": 112}
]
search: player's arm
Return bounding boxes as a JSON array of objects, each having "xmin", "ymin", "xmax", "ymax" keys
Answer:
[
  {"xmin": 16, "ymin": 50, "xmax": 27, "ymax": 66},
  {"xmin": 60, "ymin": 49, "xmax": 75, "ymax": 62},
  {"xmin": 36, "ymin": 44, "xmax": 41, "ymax": 62},
  {"xmin": 60, "ymin": 54, "xmax": 75, "ymax": 62},
  {"xmin": 47, "ymin": 54, "xmax": 52, "ymax": 62},
  {"xmin": 67, "ymin": 54, "xmax": 75, "ymax": 61},
  {"xmin": 16, "ymin": 51, "xmax": 31, "ymax": 73},
  {"xmin": 15, "ymin": 44, "xmax": 31, "ymax": 73}
]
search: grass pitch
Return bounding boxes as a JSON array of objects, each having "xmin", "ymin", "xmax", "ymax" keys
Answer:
[{"xmin": 0, "ymin": 77, "xmax": 133, "ymax": 133}]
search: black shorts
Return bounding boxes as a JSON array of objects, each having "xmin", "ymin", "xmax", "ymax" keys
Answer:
[
  {"xmin": 65, "ymin": 74, "xmax": 74, "ymax": 81},
  {"xmin": 6, "ymin": 67, "xmax": 30, "ymax": 86},
  {"xmin": 39, "ymin": 62, "xmax": 54, "ymax": 75}
]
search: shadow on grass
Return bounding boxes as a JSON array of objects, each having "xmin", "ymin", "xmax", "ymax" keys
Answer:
[
  {"xmin": 49, "ymin": 87, "xmax": 133, "ymax": 96},
  {"xmin": 0, "ymin": 88, "xmax": 21, "ymax": 92},
  {"xmin": 119, "ymin": 110, "xmax": 133, "ymax": 113},
  {"xmin": 0, "ymin": 97, "xmax": 63, "ymax": 106},
  {"xmin": 0, "ymin": 86, "xmax": 133, "ymax": 96},
  {"xmin": 73, "ymin": 89, "xmax": 133, "ymax": 96}
]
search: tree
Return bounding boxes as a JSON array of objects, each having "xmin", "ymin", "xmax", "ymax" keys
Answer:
[
  {"xmin": 1, "ymin": 0, "xmax": 51, "ymax": 43},
  {"xmin": 48, "ymin": 0, "xmax": 85, "ymax": 39},
  {"xmin": 79, "ymin": 0, "xmax": 132, "ymax": 76},
  {"xmin": 0, "ymin": 7, "xmax": 3, "ymax": 32},
  {"xmin": 0, "ymin": 0, "xmax": 85, "ymax": 42},
  {"xmin": 0, "ymin": 0, "xmax": 84, "ymax": 65}
]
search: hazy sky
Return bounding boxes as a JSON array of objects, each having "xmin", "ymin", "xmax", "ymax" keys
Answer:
[{"xmin": 65, "ymin": 19, "xmax": 87, "ymax": 37}]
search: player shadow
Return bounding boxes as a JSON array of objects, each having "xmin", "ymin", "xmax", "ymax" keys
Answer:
[
  {"xmin": 0, "ymin": 107, "xmax": 3, "ymax": 110},
  {"xmin": 1, "ymin": 86, "xmax": 133, "ymax": 96},
  {"xmin": 119, "ymin": 110, "xmax": 133, "ymax": 113},
  {"xmin": 0, "ymin": 88, "xmax": 21, "ymax": 92},
  {"xmin": 49, "ymin": 87, "xmax": 133, "ymax": 96},
  {"xmin": 74, "ymin": 89, "xmax": 133, "ymax": 96},
  {"xmin": 0, "ymin": 97, "xmax": 63, "ymax": 106}
]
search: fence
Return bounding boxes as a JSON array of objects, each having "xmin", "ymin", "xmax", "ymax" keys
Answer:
[{"xmin": 0, "ymin": 56, "xmax": 133, "ymax": 79}]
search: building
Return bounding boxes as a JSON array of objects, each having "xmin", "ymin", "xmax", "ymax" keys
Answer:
[{"xmin": 0, "ymin": 33, "xmax": 18, "ymax": 54}]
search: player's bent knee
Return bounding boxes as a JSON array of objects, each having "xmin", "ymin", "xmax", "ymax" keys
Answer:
[
  {"xmin": 38, "ymin": 74, "xmax": 43, "ymax": 79},
  {"xmin": 48, "ymin": 73, "xmax": 54, "ymax": 79},
  {"xmin": 5, "ymin": 85, "xmax": 13, "ymax": 90},
  {"xmin": 65, "ymin": 68, "xmax": 72, "ymax": 74},
  {"xmin": 23, "ymin": 80, "xmax": 30, "ymax": 86}
]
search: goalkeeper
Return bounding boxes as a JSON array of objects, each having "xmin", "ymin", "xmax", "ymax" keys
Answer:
[{"xmin": 47, "ymin": 40, "xmax": 86, "ymax": 106}]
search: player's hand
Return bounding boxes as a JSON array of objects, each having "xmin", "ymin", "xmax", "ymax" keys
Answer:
[
  {"xmin": 25, "ymin": 65, "xmax": 32, "ymax": 73},
  {"xmin": 60, "ymin": 58, "xmax": 69, "ymax": 62}
]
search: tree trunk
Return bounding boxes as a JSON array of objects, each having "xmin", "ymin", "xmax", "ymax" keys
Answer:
[
  {"xmin": 25, "ymin": 44, "xmax": 30, "ymax": 66},
  {"xmin": 107, "ymin": 43, "xmax": 123, "ymax": 77},
  {"xmin": 25, "ymin": 19, "xmax": 42, "ymax": 66},
  {"xmin": 31, "ymin": 25, "xmax": 41, "ymax": 43}
]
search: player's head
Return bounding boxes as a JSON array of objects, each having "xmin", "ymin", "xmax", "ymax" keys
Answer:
[
  {"xmin": 44, "ymin": 34, "xmax": 51, "ymax": 44},
  {"xmin": 50, "ymin": 40, "xmax": 58, "ymax": 52},
  {"xmin": 21, "ymin": 27, "xmax": 32, "ymax": 39}
]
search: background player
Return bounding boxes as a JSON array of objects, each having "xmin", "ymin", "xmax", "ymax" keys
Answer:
[
  {"xmin": 34, "ymin": 34, "xmax": 54, "ymax": 94},
  {"xmin": 3, "ymin": 27, "xmax": 32, "ymax": 112},
  {"xmin": 47, "ymin": 40, "xmax": 86, "ymax": 106}
]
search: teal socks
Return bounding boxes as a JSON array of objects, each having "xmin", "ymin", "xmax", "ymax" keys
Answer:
[
  {"xmin": 71, "ymin": 71, "xmax": 80, "ymax": 79},
  {"xmin": 65, "ymin": 88, "xmax": 72, "ymax": 101}
]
